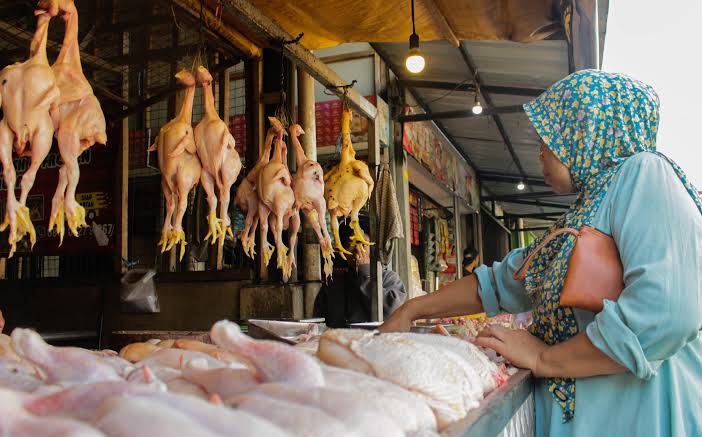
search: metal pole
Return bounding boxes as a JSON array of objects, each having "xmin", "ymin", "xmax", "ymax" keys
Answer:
[
  {"xmin": 453, "ymin": 196, "xmax": 463, "ymax": 280},
  {"xmin": 297, "ymin": 68, "xmax": 321, "ymax": 317}
]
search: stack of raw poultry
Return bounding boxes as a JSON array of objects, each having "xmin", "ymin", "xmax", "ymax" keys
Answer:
[{"xmin": 0, "ymin": 314, "xmax": 513, "ymax": 436}]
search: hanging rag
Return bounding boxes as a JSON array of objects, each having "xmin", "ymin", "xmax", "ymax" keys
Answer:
[{"xmin": 374, "ymin": 166, "xmax": 404, "ymax": 265}]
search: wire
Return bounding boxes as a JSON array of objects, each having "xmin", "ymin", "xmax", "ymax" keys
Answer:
[
  {"xmin": 411, "ymin": 0, "xmax": 416, "ymax": 34},
  {"xmin": 405, "ymin": 77, "xmax": 474, "ymax": 107}
]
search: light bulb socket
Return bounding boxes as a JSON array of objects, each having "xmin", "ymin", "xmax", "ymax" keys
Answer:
[{"xmin": 409, "ymin": 33, "xmax": 420, "ymax": 49}]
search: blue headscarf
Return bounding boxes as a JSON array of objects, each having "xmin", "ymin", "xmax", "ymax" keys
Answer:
[{"xmin": 522, "ymin": 70, "xmax": 702, "ymax": 422}]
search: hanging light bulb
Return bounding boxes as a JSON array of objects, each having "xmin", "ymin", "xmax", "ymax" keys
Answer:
[
  {"xmin": 517, "ymin": 181, "xmax": 526, "ymax": 191},
  {"xmin": 472, "ymin": 92, "xmax": 483, "ymax": 115},
  {"xmin": 405, "ymin": 0, "xmax": 425, "ymax": 74}
]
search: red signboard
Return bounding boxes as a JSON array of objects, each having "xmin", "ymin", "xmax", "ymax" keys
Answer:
[{"xmin": 0, "ymin": 140, "xmax": 119, "ymax": 256}]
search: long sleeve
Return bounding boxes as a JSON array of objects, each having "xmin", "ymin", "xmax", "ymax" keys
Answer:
[
  {"xmin": 474, "ymin": 249, "xmax": 533, "ymax": 316},
  {"xmin": 349, "ymin": 265, "xmax": 408, "ymax": 322},
  {"xmin": 586, "ymin": 153, "xmax": 702, "ymax": 380}
]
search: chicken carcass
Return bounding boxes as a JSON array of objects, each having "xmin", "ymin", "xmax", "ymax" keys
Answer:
[
  {"xmin": 0, "ymin": 388, "xmax": 104, "ymax": 437},
  {"xmin": 210, "ymin": 320, "xmax": 324, "ymax": 387},
  {"xmin": 324, "ymin": 108, "xmax": 374, "ymax": 259},
  {"xmin": 318, "ymin": 329, "xmax": 484, "ymax": 429},
  {"xmin": 193, "ymin": 66, "xmax": 242, "ymax": 246},
  {"xmin": 289, "ymin": 124, "xmax": 334, "ymax": 278},
  {"xmin": 0, "ymin": 12, "xmax": 60, "ymax": 257},
  {"xmin": 181, "ymin": 358, "xmax": 259, "ymax": 399},
  {"xmin": 233, "ymin": 123, "xmax": 281, "ymax": 258},
  {"xmin": 256, "ymin": 122, "xmax": 297, "ymax": 279},
  {"xmin": 149, "ymin": 69, "xmax": 202, "ymax": 261},
  {"xmin": 11, "ymin": 328, "xmax": 122, "ymax": 386},
  {"xmin": 40, "ymin": 0, "xmax": 107, "ymax": 244}
]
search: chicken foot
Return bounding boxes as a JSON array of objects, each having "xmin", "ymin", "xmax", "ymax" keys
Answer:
[
  {"xmin": 330, "ymin": 210, "xmax": 352, "ymax": 260},
  {"xmin": 201, "ymin": 171, "xmax": 221, "ymax": 244}
]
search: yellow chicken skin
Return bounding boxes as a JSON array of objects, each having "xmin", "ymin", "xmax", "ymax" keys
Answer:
[{"xmin": 324, "ymin": 108, "xmax": 374, "ymax": 259}]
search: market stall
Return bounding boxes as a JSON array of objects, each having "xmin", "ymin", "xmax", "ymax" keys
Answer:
[{"xmin": 0, "ymin": 0, "xmax": 610, "ymax": 435}]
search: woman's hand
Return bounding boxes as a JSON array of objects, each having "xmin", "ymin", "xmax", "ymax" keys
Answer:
[
  {"xmin": 379, "ymin": 302, "xmax": 415, "ymax": 333},
  {"xmin": 474, "ymin": 325, "xmax": 549, "ymax": 376}
]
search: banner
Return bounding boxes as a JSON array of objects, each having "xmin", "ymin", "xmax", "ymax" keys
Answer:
[{"xmin": 0, "ymin": 141, "xmax": 119, "ymax": 256}]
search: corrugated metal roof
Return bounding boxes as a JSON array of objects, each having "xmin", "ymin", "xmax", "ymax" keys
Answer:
[{"xmin": 374, "ymin": 35, "xmax": 574, "ymax": 221}]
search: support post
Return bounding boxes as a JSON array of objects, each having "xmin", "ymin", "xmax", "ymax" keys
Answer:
[
  {"xmin": 453, "ymin": 196, "xmax": 463, "ymax": 280},
  {"xmin": 297, "ymin": 68, "xmax": 321, "ymax": 317}
]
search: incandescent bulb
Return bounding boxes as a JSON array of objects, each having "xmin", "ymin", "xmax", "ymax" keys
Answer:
[
  {"xmin": 472, "ymin": 101, "xmax": 483, "ymax": 115},
  {"xmin": 405, "ymin": 48, "xmax": 425, "ymax": 74},
  {"xmin": 517, "ymin": 182, "xmax": 526, "ymax": 191}
]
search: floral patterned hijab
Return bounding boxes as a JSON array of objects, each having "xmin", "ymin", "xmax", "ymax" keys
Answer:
[{"xmin": 522, "ymin": 70, "xmax": 702, "ymax": 422}]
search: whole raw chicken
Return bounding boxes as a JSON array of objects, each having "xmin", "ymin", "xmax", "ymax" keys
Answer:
[
  {"xmin": 0, "ymin": 11, "xmax": 60, "ymax": 258},
  {"xmin": 194, "ymin": 66, "xmax": 242, "ymax": 247},
  {"xmin": 40, "ymin": 0, "xmax": 107, "ymax": 244},
  {"xmin": 256, "ymin": 120, "xmax": 297, "ymax": 280},
  {"xmin": 289, "ymin": 124, "xmax": 334, "ymax": 278},
  {"xmin": 149, "ymin": 69, "xmax": 202, "ymax": 261},
  {"xmin": 234, "ymin": 122, "xmax": 283, "ymax": 258},
  {"xmin": 324, "ymin": 108, "xmax": 374, "ymax": 259}
]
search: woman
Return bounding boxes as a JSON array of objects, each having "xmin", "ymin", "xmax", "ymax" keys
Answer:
[{"xmin": 381, "ymin": 70, "xmax": 702, "ymax": 436}]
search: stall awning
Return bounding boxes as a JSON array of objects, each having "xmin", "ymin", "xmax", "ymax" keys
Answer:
[{"xmin": 248, "ymin": 0, "xmax": 562, "ymax": 49}]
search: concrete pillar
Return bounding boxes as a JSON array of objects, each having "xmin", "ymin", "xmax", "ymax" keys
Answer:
[{"xmin": 297, "ymin": 68, "xmax": 321, "ymax": 317}]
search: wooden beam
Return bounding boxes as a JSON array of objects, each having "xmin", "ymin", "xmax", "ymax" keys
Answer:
[
  {"xmin": 173, "ymin": 0, "xmax": 262, "ymax": 59},
  {"xmin": 402, "ymin": 79, "xmax": 546, "ymax": 97},
  {"xmin": 319, "ymin": 49, "xmax": 375, "ymax": 65},
  {"xmin": 497, "ymin": 212, "xmax": 562, "ymax": 219},
  {"xmin": 219, "ymin": 0, "xmax": 377, "ymax": 120},
  {"xmin": 422, "ymin": 0, "xmax": 460, "ymax": 47},
  {"xmin": 397, "ymin": 105, "xmax": 523, "ymax": 122},
  {"xmin": 481, "ymin": 191, "xmax": 561, "ymax": 201}
]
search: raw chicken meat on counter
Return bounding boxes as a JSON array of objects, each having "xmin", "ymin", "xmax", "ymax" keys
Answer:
[{"xmin": 0, "ymin": 312, "xmax": 519, "ymax": 436}]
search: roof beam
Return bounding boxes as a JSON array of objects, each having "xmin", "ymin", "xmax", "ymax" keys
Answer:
[
  {"xmin": 371, "ymin": 43, "xmax": 482, "ymax": 177},
  {"xmin": 482, "ymin": 191, "xmax": 563, "ymax": 202},
  {"xmin": 397, "ymin": 105, "xmax": 523, "ymax": 122},
  {"xmin": 402, "ymin": 79, "xmax": 546, "ymax": 97},
  {"xmin": 456, "ymin": 44, "xmax": 530, "ymax": 182},
  {"xmin": 480, "ymin": 173, "xmax": 549, "ymax": 187},
  {"xmin": 422, "ymin": 0, "xmax": 460, "ymax": 47},
  {"xmin": 497, "ymin": 212, "xmax": 563, "ymax": 219},
  {"xmin": 499, "ymin": 199, "xmax": 570, "ymax": 209},
  {"xmin": 220, "ymin": 0, "xmax": 376, "ymax": 120}
]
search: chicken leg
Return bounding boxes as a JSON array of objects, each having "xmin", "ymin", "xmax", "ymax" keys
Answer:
[
  {"xmin": 289, "ymin": 124, "xmax": 334, "ymax": 277},
  {"xmin": 234, "ymin": 124, "xmax": 280, "ymax": 258},
  {"xmin": 151, "ymin": 69, "xmax": 201, "ymax": 261},
  {"xmin": 42, "ymin": 0, "xmax": 107, "ymax": 243},
  {"xmin": 194, "ymin": 66, "xmax": 242, "ymax": 247},
  {"xmin": 0, "ymin": 11, "xmax": 59, "ymax": 257}
]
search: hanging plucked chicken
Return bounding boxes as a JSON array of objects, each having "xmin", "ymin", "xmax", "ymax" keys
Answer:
[
  {"xmin": 256, "ymin": 118, "xmax": 298, "ymax": 280},
  {"xmin": 39, "ymin": 0, "xmax": 108, "ymax": 244},
  {"xmin": 289, "ymin": 124, "xmax": 334, "ymax": 278},
  {"xmin": 149, "ymin": 69, "xmax": 202, "ymax": 261},
  {"xmin": 0, "ymin": 10, "xmax": 60, "ymax": 257},
  {"xmin": 234, "ymin": 121, "xmax": 284, "ymax": 258},
  {"xmin": 193, "ymin": 66, "xmax": 242, "ymax": 247},
  {"xmin": 324, "ymin": 108, "xmax": 374, "ymax": 259}
]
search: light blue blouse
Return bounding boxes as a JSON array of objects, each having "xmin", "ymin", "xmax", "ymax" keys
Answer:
[{"xmin": 475, "ymin": 153, "xmax": 702, "ymax": 436}]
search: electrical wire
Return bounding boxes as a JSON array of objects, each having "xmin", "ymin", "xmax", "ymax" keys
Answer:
[{"xmin": 405, "ymin": 77, "xmax": 474, "ymax": 108}]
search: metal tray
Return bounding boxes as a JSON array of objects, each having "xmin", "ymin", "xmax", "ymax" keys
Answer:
[{"xmin": 247, "ymin": 319, "xmax": 326, "ymax": 345}]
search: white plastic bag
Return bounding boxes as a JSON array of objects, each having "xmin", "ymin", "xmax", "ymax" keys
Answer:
[{"xmin": 119, "ymin": 269, "xmax": 159, "ymax": 313}]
